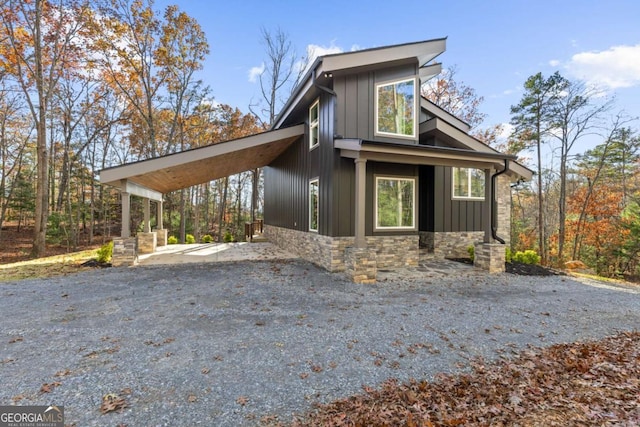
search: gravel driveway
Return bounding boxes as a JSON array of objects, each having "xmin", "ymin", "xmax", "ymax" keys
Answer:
[{"xmin": 1, "ymin": 259, "xmax": 639, "ymax": 426}]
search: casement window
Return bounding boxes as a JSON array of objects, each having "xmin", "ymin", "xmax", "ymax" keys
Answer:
[
  {"xmin": 452, "ymin": 167, "xmax": 485, "ymax": 199},
  {"xmin": 309, "ymin": 178, "xmax": 319, "ymax": 232},
  {"xmin": 309, "ymin": 99, "xmax": 319, "ymax": 149},
  {"xmin": 375, "ymin": 176, "xmax": 416, "ymax": 230},
  {"xmin": 375, "ymin": 77, "xmax": 417, "ymax": 139}
]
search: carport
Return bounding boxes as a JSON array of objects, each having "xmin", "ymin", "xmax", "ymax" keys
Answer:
[{"xmin": 99, "ymin": 124, "xmax": 304, "ymax": 264}]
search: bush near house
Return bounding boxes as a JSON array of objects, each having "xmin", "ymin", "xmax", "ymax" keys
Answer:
[
  {"xmin": 186, "ymin": 234, "xmax": 196, "ymax": 244},
  {"xmin": 512, "ymin": 250, "xmax": 541, "ymax": 265},
  {"xmin": 168, "ymin": 236, "xmax": 178, "ymax": 244},
  {"xmin": 201, "ymin": 234, "xmax": 213, "ymax": 243},
  {"xmin": 96, "ymin": 241, "xmax": 113, "ymax": 263}
]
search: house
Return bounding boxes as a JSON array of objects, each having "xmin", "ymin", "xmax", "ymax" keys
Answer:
[{"xmin": 99, "ymin": 38, "xmax": 532, "ymax": 282}]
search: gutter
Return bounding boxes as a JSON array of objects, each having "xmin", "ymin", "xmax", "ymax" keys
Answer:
[{"xmin": 491, "ymin": 159, "xmax": 509, "ymax": 244}]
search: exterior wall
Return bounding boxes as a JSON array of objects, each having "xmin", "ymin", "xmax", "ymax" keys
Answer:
[
  {"xmin": 264, "ymin": 225, "xmax": 418, "ymax": 272},
  {"xmin": 496, "ymin": 174, "xmax": 511, "ymax": 246},
  {"xmin": 431, "ymin": 165, "xmax": 485, "ymax": 233},
  {"xmin": 420, "ymin": 231, "xmax": 484, "ymax": 258}
]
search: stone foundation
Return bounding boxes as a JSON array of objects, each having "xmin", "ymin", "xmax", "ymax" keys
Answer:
[
  {"xmin": 112, "ymin": 237, "xmax": 137, "ymax": 267},
  {"xmin": 138, "ymin": 232, "xmax": 157, "ymax": 254},
  {"xmin": 156, "ymin": 229, "xmax": 168, "ymax": 246},
  {"xmin": 420, "ymin": 231, "xmax": 484, "ymax": 259},
  {"xmin": 264, "ymin": 225, "xmax": 419, "ymax": 273},
  {"xmin": 345, "ymin": 247, "xmax": 377, "ymax": 284},
  {"xmin": 474, "ymin": 242, "xmax": 505, "ymax": 273}
]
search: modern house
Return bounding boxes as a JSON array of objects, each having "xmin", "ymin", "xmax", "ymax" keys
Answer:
[{"xmin": 100, "ymin": 38, "xmax": 532, "ymax": 282}]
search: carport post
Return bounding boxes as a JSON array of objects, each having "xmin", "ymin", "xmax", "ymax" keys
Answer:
[
  {"xmin": 121, "ymin": 191, "xmax": 131, "ymax": 238},
  {"xmin": 143, "ymin": 197, "xmax": 151, "ymax": 233},
  {"xmin": 157, "ymin": 199, "xmax": 163, "ymax": 229}
]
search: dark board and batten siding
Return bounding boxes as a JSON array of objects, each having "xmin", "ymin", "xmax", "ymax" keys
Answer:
[
  {"xmin": 264, "ymin": 92, "xmax": 336, "ymax": 236},
  {"xmin": 334, "ymin": 63, "xmax": 419, "ymax": 143},
  {"xmin": 430, "ymin": 166, "xmax": 485, "ymax": 232}
]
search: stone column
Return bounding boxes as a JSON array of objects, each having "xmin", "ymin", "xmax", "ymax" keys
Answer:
[
  {"xmin": 121, "ymin": 191, "xmax": 131, "ymax": 238},
  {"xmin": 354, "ymin": 158, "xmax": 367, "ymax": 248},
  {"xmin": 156, "ymin": 199, "xmax": 164, "ymax": 230}
]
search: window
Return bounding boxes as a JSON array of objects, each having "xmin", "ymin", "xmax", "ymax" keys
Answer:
[
  {"xmin": 375, "ymin": 176, "xmax": 415, "ymax": 229},
  {"xmin": 309, "ymin": 179, "xmax": 319, "ymax": 232},
  {"xmin": 375, "ymin": 77, "xmax": 416, "ymax": 139},
  {"xmin": 452, "ymin": 167, "xmax": 485, "ymax": 199},
  {"xmin": 309, "ymin": 99, "xmax": 319, "ymax": 149}
]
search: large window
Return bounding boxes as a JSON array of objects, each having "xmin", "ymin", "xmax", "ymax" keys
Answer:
[
  {"xmin": 452, "ymin": 167, "xmax": 485, "ymax": 199},
  {"xmin": 309, "ymin": 99, "xmax": 319, "ymax": 149},
  {"xmin": 309, "ymin": 179, "xmax": 319, "ymax": 232},
  {"xmin": 375, "ymin": 77, "xmax": 416, "ymax": 139},
  {"xmin": 375, "ymin": 176, "xmax": 415, "ymax": 229}
]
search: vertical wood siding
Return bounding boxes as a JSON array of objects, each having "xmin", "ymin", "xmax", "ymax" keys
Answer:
[{"xmin": 431, "ymin": 166, "xmax": 485, "ymax": 232}]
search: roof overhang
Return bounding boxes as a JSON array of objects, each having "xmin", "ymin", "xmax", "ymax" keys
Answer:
[
  {"xmin": 274, "ymin": 38, "xmax": 447, "ymax": 129},
  {"xmin": 334, "ymin": 138, "xmax": 533, "ymax": 181},
  {"xmin": 100, "ymin": 124, "xmax": 305, "ymax": 196}
]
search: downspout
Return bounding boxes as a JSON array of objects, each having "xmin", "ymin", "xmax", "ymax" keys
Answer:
[{"xmin": 491, "ymin": 159, "xmax": 509, "ymax": 244}]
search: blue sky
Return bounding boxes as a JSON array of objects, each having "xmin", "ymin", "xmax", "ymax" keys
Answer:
[{"xmin": 157, "ymin": 0, "xmax": 640, "ymax": 144}]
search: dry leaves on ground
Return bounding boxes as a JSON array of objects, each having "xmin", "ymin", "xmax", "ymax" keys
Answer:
[
  {"xmin": 289, "ymin": 331, "xmax": 640, "ymax": 426},
  {"xmin": 100, "ymin": 393, "xmax": 128, "ymax": 414}
]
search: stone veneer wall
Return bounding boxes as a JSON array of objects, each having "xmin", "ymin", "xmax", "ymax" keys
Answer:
[
  {"xmin": 474, "ymin": 242, "xmax": 506, "ymax": 273},
  {"xmin": 496, "ymin": 175, "xmax": 511, "ymax": 246},
  {"xmin": 112, "ymin": 237, "xmax": 137, "ymax": 267},
  {"xmin": 264, "ymin": 225, "xmax": 419, "ymax": 272},
  {"xmin": 419, "ymin": 231, "xmax": 484, "ymax": 259}
]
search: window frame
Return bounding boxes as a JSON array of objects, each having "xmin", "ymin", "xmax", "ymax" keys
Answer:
[
  {"xmin": 309, "ymin": 178, "xmax": 319, "ymax": 232},
  {"xmin": 452, "ymin": 167, "xmax": 485, "ymax": 200},
  {"xmin": 374, "ymin": 175, "xmax": 417, "ymax": 231},
  {"xmin": 309, "ymin": 99, "xmax": 319, "ymax": 150},
  {"xmin": 374, "ymin": 76, "xmax": 418, "ymax": 140}
]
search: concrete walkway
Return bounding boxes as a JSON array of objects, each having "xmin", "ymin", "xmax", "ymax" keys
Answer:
[{"xmin": 137, "ymin": 241, "xmax": 298, "ymax": 265}]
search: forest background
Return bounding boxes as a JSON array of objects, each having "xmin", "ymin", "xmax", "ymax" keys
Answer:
[{"xmin": 0, "ymin": 0, "xmax": 638, "ymax": 280}]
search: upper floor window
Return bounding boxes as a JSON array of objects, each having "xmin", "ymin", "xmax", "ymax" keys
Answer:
[
  {"xmin": 309, "ymin": 99, "xmax": 319, "ymax": 149},
  {"xmin": 452, "ymin": 167, "xmax": 485, "ymax": 200},
  {"xmin": 375, "ymin": 77, "xmax": 417, "ymax": 139},
  {"xmin": 375, "ymin": 176, "xmax": 416, "ymax": 230}
]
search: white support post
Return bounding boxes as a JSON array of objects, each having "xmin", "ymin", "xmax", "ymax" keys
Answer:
[
  {"xmin": 354, "ymin": 158, "xmax": 367, "ymax": 248},
  {"xmin": 157, "ymin": 199, "xmax": 163, "ymax": 229},
  {"xmin": 121, "ymin": 191, "xmax": 131, "ymax": 238},
  {"xmin": 143, "ymin": 197, "xmax": 151, "ymax": 233}
]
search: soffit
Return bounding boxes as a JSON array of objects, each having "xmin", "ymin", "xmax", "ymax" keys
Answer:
[{"xmin": 100, "ymin": 125, "xmax": 304, "ymax": 195}]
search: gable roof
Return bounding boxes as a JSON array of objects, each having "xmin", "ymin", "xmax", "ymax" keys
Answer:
[{"xmin": 273, "ymin": 38, "xmax": 447, "ymax": 129}]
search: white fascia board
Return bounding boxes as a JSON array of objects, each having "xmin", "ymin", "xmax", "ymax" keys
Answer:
[
  {"xmin": 320, "ymin": 39, "xmax": 446, "ymax": 73},
  {"xmin": 419, "ymin": 62, "xmax": 442, "ymax": 82},
  {"xmin": 420, "ymin": 99, "xmax": 471, "ymax": 133}
]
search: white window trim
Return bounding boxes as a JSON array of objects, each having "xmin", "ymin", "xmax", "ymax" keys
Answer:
[
  {"xmin": 309, "ymin": 178, "xmax": 319, "ymax": 232},
  {"xmin": 309, "ymin": 99, "xmax": 319, "ymax": 150},
  {"xmin": 374, "ymin": 76, "xmax": 418, "ymax": 141},
  {"xmin": 374, "ymin": 175, "xmax": 417, "ymax": 231},
  {"xmin": 452, "ymin": 167, "xmax": 485, "ymax": 200}
]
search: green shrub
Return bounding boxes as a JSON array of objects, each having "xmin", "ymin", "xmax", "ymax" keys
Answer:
[
  {"xmin": 186, "ymin": 234, "xmax": 196, "ymax": 244},
  {"xmin": 168, "ymin": 236, "xmax": 178, "ymax": 244},
  {"xmin": 467, "ymin": 245, "xmax": 475, "ymax": 262},
  {"xmin": 505, "ymin": 247, "xmax": 512, "ymax": 263},
  {"xmin": 201, "ymin": 234, "xmax": 213, "ymax": 243},
  {"xmin": 96, "ymin": 241, "xmax": 113, "ymax": 263},
  {"xmin": 223, "ymin": 231, "xmax": 234, "ymax": 243},
  {"xmin": 513, "ymin": 249, "xmax": 541, "ymax": 265}
]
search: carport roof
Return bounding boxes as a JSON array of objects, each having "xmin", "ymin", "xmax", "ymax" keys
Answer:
[{"xmin": 99, "ymin": 124, "xmax": 304, "ymax": 196}]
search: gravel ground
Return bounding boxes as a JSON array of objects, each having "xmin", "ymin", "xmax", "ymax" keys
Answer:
[{"xmin": 1, "ymin": 259, "xmax": 639, "ymax": 426}]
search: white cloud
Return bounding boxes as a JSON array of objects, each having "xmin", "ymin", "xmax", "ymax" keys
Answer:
[
  {"xmin": 499, "ymin": 123, "xmax": 515, "ymax": 140},
  {"xmin": 548, "ymin": 59, "xmax": 561, "ymax": 67},
  {"xmin": 294, "ymin": 43, "xmax": 345, "ymax": 77},
  {"xmin": 248, "ymin": 63, "xmax": 265, "ymax": 83},
  {"xmin": 565, "ymin": 44, "xmax": 640, "ymax": 90}
]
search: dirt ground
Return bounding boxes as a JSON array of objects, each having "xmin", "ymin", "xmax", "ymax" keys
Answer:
[{"xmin": 0, "ymin": 223, "xmax": 103, "ymax": 264}]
